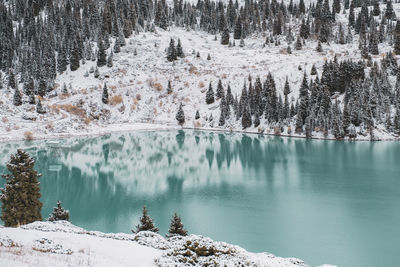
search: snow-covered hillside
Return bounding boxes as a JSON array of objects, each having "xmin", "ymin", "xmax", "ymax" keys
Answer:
[{"xmin": 0, "ymin": 221, "xmax": 334, "ymax": 267}]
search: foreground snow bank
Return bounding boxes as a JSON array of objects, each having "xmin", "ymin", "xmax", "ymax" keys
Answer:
[{"xmin": 0, "ymin": 221, "xmax": 335, "ymax": 267}]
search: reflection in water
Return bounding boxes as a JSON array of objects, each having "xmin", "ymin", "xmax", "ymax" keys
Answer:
[{"xmin": 0, "ymin": 131, "xmax": 399, "ymax": 267}]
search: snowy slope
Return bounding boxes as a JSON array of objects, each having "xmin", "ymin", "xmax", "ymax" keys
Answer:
[
  {"xmin": 0, "ymin": 3, "xmax": 399, "ymax": 142},
  {"xmin": 0, "ymin": 221, "xmax": 335, "ymax": 267}
]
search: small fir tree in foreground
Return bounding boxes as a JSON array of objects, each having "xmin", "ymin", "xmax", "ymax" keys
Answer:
[
  {"xmin": 167, "ymin": 213, "xmax": 188, "ymax": 237},
  {"xmin": 0, "ymin": 150, "xmax": 43, "ymax": 227},
  {"xmin": 133, "ymin": 206, "xmax": 159, "ymax": 233},
  {"xmin": 48, "ymin": 201, "xmax": 70, "ymax": 221},
  {"xmin": 176, "ymin": 103, "xmax": 185, "ymax": 125}
]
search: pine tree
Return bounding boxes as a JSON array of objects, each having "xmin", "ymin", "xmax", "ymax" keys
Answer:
[
  {"xmin": 8, "ymin": 69, "xmax": 16, "ymax": 89},
  {"xmin": 97, "ymin": 40, "xmax": 107, "ymax": 67},
  {"xmin": 234, "ymin": 16, "xmax": 242, "ymax": 40},
  {"xmin": 36, "ymin": 99, "xmax": 46, "ymax": 114},
  {"xmin": 70, "ymin": 42, "xmax": 80, "ymax": 71},
  {"xmin": 167, "ymin": 213, "xmax": 187, "ymax": 237},
  {"xmin": 133, "ymin": 206, "xmax": 159, "ymax": 233},
  {"xmin": 219, "ymin": 95, "xmax": 226, "ymax": 126},
  {"xmin": 13, "ymin": 87, "xmax": 22, "ymax": 106},
  {"xmin": 206, "ymin": 82, "xmax": 215, "ymax": 104},
  {"xmin": 176, "ymin": 103, "xmax": 185, "ymax": 125},
  {"xmin": 114, "ymin": 42, "xmax": 121, "ymax": 54},
  {"xmin": 47, "ymin": 201, "xmax": 70, "ymax": 222},
  {"xmin": 241, "ymin": 105, "xmax": 252, "ymax": 129},
  {"xmin": 394, "ymin": 21, "xmax": 400, "ymax": 55},
  {"xmin": 167, "ymin": 80, "xmax": 172, "ymax": 94},
  {"xmin": 316, "ymin": 41, "xmax": 323, "ymax": 52},
  {"xmin": 216, "ymin": 79, "xmax": 224, "ymax": 99},
  {"xmin": 373, "ymin": 0, "xmax": 380, "ymax": 16},
  {"xmin": 167, "ymin": 39, "xmax": 177, "ymax": 62},
  {"xmin": 207, "ymin": 53, "xmax": 211, "ymax": 60},
  {"xmin": 221, "ymin": 29, "xmax": 230, "ymax": 45},
  {"xmin": 311, "ymin": 64, "xmax": 317, "ymax": 75},
  {"xmin": 176, "ymin": 39, "xmax": 184, "ymax": 58},
  {"xmin": 195, "ymin": 110, "xmax": 200, "ymax": 120},
  {"xmin": 0, "ymin": 150, "xmax": 43, "ymax": 227},
  {"xmin": 102, "ymin": 83, "xmax": 109, "ymax": 104},
  {"xmin": 295, "ymin": 36, "xmax": 302, "ymax": 50}
]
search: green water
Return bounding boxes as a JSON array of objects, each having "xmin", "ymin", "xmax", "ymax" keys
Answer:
[{"xmin": 0, "ymin": 130, "xmax": 399, "ymax": 267}]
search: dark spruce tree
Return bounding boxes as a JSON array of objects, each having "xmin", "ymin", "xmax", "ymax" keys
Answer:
[
  {"xmin": 176, "ymin": 39, "xmax": 184, "ymax": 58},
  {"xmin": 70, "ymin": 42, "xmax": 80, "ymax": 71},
  {"xmin": 102, "ymin": 83, "xmax": 109, "ymax": 104},
  {"xmin": 216, "ymin": 79, "xmax": 224, "ymax": 99},
  {"xmin": 195, "ymin": 110, "xmax": 200, "ymax": 120},
  {"xmin": 97, "ymin": 40, "xmax": 107, "ymax": 67},
  {"xmin": 206, "ymin": 82, "xmax": 215, "ymax": 104},
  {"xmin": 47, "ymin": 201, "xmax": 70, "ymax": 222},
  {"xmin": 176, "ymin": 103, "xmax": 185, "ymax": 125},
  {"xmin": 167, "ymin": 213, "xmax": 188, "ymax": 237},
  {"xmin": 221, "ymin": 29, "xmax": 230, "ymax": 45},
  {"xmin": 167, "ymin": 80, "xmax": 172, "ymax": 94},
  {"xmin": 0, "ymin": 150, "xmax": 43, "ymax": 227},
  {"xmin": 133, "ymin": 206, "xmax": 159, "ymax": 233},
  {"xmin": 167, "ymin": 39, "xmax": 177, "ymax": 62},
  {"xmin": 13, "ymin": 87, "xmax": 22, "ymax": 106}
]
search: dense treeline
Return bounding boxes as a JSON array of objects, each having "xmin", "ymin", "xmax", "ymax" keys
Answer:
[
  {"xmin": 191, "ymin": 54, "xmax": 400, "ymax": 140},
  {"xmin": 1, "ymin": 0, "xmax": 400, "ymax": 139}
]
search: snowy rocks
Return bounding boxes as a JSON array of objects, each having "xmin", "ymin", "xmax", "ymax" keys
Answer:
[
  {"xmin": 22, "ymin": 113, "xmax": 37, "ymax": 121},
  {"xmin": 133, "ymin": 231, "xmax": 170, "ymax": 250},
  {"xmin": 32, "ymin": 238, "xmax": 72, "ymax": 255},
  {"xmin": 0, "ymin": 236, "xmax": 20, "ymax": 248}
]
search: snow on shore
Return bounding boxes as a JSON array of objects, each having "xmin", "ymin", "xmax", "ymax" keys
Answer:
[{"xmin": 0, "ymin": 221, "xmax": 334, "ymax": 267}]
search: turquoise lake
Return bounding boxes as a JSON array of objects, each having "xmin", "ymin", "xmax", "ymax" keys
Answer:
[{"xmin": 0, "ymin": 130, "xmax": 399, "ymax": 267}]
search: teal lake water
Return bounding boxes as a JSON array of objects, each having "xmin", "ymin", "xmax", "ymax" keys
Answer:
[{"xmin": 0, "ymin": 130, "xmax": 399, "ymax": 267}]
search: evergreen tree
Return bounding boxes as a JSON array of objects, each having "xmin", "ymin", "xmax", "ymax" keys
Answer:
[
  {"xmin": 206, "ymin": 82, "xmax": 215, "ymax": 104},
  {"xmin": 167, "ymin": 80, "xmax": 172, "ymax": 94},
  {"xmin": 0, "ymin": 150, "xmax": 43, "ymax": 227},
  {"xmin": 167, "ymin": 39, "xmax": 177, "ymax": 62},
  {"xmin": 13, "ymin": 87, "xmax": 22, "ymax": 106},
  {"xmin": 47, "ymin": 201, "xmax": 70, "ymax": 222},
  {"xmin": 133, "ymin": 206, "xmax": 159, "ymax": 233},
  {"xmin": 102, "ymin": 83, "xmax": 109, "ymax": 104},
  {"xmin": 241, "ymin": 105, "xmax": 252, "ymax": 129},
  {"xmin": 36, "ymin": 99, "xmax": 46, "ymax": 114},
  {"xmin": 216, "ymin": 79, "xmax": 224, "ymax": 99},
  {"xmin": 70, "ymin": 42, "xmax": 80, "ymax": 71},
  {"xmin": 176, "ymin": 39, "xmax": 184, "ymax": 58},
  {"xmin": 167, "ymin": 213, "xmax": 187, "ymax": 237},
  {"xmin": 394, "ymin": 21, "xmax": 400, "ymax": 55},
  {"xmin": 234, "ymin": 16, "xmax": 242, "ymax": 40},
  {"xmin": 221, "ymin": 29, "xmax": 230, "ymax": 45},
  {"xmin": 8, "ymin": 69, "xmax": 16, "ymax": 89},
  {"xmin": 97, "ymin": 40, "xmax": 107, "ymax": 67},
  {"xmin": 219, "ymin": 95, "xmax": 226, "ymax": 126},
  {"xmin": 295, "ymin": 36, "xmax": 302, "ymax": 50},
  {"xmin": 195, "ymin": 110, "xmax": 200, "ymax": 120},
  {"xmin": 176, "ymin": 103, "xmax": 185, "ymax": 125}
]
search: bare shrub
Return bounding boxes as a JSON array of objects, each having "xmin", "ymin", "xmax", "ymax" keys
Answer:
[
  {"xmin": 199, "ymin": 81, "xmax": 205, "ymax": 88},
  {"xmin": 153, "ymin": 83, "xmax": 163, "ymax": 91},
  {"xmin": 110, "ymin": 95, "xmax": 123, "ymax": 106},
  {"xmin": 24, "ymin": 131, "xmax": 34, "ymax": 141},
  {"xmin": 2, "ymin": 117, "xmax": 8, "ymax": 123}
]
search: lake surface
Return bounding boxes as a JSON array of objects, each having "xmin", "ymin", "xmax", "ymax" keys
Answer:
[{"xmin": 0, "ymin": 130, "xmax": 399, "ymax": 267}]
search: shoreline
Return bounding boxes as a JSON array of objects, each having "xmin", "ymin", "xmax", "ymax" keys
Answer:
[{"xmin": 1, "ymin": 121, "xmax": 399, "ymax": 143}]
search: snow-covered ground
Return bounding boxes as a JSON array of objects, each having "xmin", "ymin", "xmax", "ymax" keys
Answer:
[{"xmin": 0, "ymin": 221, "xmax": 335, "ymax": 267}]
